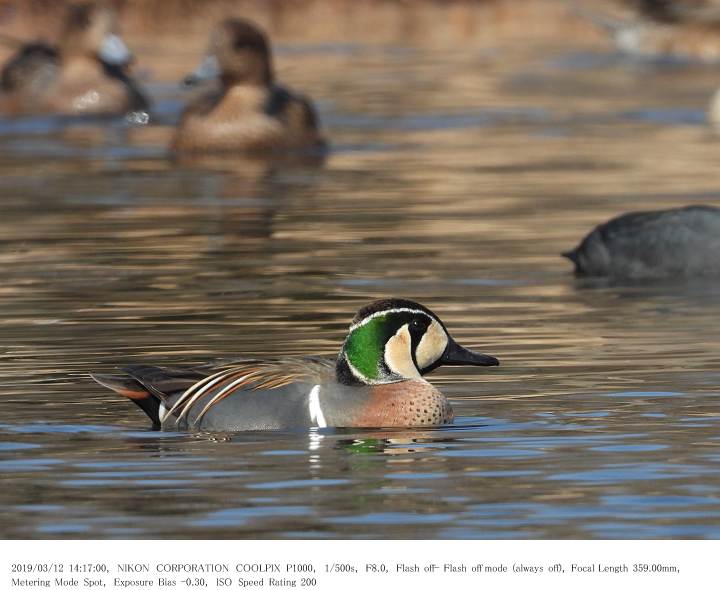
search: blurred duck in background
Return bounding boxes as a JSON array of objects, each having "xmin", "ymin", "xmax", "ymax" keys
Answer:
[
  {"xmin": 628, "ymin": 0, "xmax": 720, "ymax": 24},
  {"xmin": 622, "ymin": 2, "xmax": 720, "ymax": 126},
  {"xmin": 563, "ymin": 205, "xmax": 720, "ymax": 279},
  {"xmin": 171, "ymin": 18, "xmax": 325, "ymax": 155},
  {"xmin": 577, "ymin": 0, "xmax": 720, "ymax": 62},
  {"xmin": 0, "ymin": 2, "xmax": 148, "ymax": 117}
]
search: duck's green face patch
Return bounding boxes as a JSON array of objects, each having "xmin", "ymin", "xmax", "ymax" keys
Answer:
[{"xmin": 343, "ymin": 314, "xmax": 391, "ymax": 381}]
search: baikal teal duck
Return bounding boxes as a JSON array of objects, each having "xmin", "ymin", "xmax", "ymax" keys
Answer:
[{"xmin": 92, "ymin": 299, "xmax": 499, "ymax": 431}]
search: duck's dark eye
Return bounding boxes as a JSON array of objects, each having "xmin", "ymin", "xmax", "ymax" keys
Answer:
[{"xmin": 410, "ymin": 319, "xmax": 422, "ymax": 331}]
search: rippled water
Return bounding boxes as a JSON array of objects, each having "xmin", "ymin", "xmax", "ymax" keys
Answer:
[{"xmin": 2, "ymin": 25, "xmax": 720, "ymax": 539}]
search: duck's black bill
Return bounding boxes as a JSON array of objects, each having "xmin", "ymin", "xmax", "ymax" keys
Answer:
[{"xmin": 441, "ymin": 339, "xmax": 499, "ymax": 367}]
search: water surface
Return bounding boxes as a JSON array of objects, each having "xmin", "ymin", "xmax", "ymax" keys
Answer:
[{"xmin": 1, "ymin": 28, "xmax": 720, "ymax": 539}]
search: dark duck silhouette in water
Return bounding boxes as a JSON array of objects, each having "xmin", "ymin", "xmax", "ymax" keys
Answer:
[{"xmin": 563, "ymin": 205, "xmax": 720, "ymax": 279}]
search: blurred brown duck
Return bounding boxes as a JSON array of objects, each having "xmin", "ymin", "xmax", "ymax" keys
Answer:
[
  {"xmin": 0, "ymin": 2, "xmax": 148, "ymax": 117},
  {"xmin": 170, "ymin": 18, "xmax": 325, "ymax": 155}
]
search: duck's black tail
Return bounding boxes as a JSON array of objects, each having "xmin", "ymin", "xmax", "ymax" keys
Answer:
[{"xmin": 91, "ymin": 372, "xmax": 161, "ymax": 429}]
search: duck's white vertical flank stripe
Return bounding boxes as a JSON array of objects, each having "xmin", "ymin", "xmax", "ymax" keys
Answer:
[
  {"xmin": 158, "ymin": 404, "xmax": 167, "ymax": 422},
  {"xmin": 308, "ymin": 385, "xmax": 327, "ymax": 428}
]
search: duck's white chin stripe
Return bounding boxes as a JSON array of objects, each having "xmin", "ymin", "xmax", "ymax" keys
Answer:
[{"xmin": 309, "ymin": 385, "xmax": 327, "ymax": 428}]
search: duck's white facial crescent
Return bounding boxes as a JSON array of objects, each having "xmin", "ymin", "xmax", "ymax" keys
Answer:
[
  {"xmin": 384, "ymin": 324, "xmax": 419, "ymax": 379},
  {"xmin": 415, "ymin": 320, "xmax": 448, "ymax": 369},
  {"xmin": 384, "ymin": 319, "xmax": 448, "ymax": 379}
]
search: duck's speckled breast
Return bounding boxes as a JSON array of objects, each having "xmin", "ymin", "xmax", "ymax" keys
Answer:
[{"xmin": 321, "ymin": 379, "xmax": 454, "ymax": 428}]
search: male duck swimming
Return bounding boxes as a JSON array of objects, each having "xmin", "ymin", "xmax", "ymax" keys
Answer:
[
  {"xmin": 92, "ymin": 299, "xmax": 499, "ymax": 431},
  {"xmin": 170, "ymin": 18, "xmax": 325, "ymax": 155},
  {"xmin": 0, "ymin": 2, "xmax": 148, "ymax": 117}
]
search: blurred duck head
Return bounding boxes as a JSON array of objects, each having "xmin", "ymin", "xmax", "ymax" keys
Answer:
[
  {"xmin": 60, "ymin": 2, "xmax": 132, "ymax": 67},
  {"xmin": 183, "ymin": 18, "xmax": 273, "ymax": 88}
]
